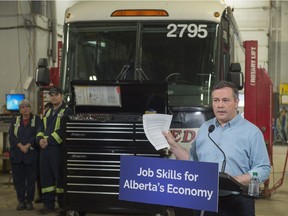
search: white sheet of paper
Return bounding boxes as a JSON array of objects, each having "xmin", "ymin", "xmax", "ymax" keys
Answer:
[{"xmin": 143, "ymin": 114, "xmax": 173, "ymax": 150}]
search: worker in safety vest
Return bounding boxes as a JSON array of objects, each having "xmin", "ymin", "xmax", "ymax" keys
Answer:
[
  {"xmin": 36, "ymin": 87, "xmax": 73, "ymax": 215},
  {"xmin": 9, "ymin": 99, "xmax": 41, "ymax": 211}
]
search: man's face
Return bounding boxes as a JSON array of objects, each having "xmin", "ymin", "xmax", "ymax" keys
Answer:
[
  {"xmin": 49, "ymin": 93, "xmax": 62, "ymax": 106},
  {"xmin": 212, "ymin": 87, "xmax": 239, "ymax": 126}
]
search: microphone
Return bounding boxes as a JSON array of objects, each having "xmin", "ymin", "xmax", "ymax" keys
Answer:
[{"xmin": 208, "ymin": 125, "xmax": 226, "ymax": 173}]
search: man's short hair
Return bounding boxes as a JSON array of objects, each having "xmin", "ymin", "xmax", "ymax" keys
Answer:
[{"xmin": 212, "ymin": 80, "xmax": 239, "ymax": 100}]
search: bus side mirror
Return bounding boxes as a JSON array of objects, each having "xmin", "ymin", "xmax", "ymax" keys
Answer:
[
  {"xmin": 35, "ymin": 58, "xmax": 50, "ymax": 86},
  {"xmin": 228, "ymin": 63, "xmax": 244, "ymax": 90}
]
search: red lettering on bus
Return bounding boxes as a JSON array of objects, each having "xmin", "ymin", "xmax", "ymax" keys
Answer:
[
  {"xmin": 170, "ymin": 129, "xmax": 182, "ymax": 142},
  {"xmin": 170, "ymin": 129, "xmax": 197, "ymax": 143},
  {"xmin": 182, "ymin": 130, "xmax": 196, "ymax": 143}
]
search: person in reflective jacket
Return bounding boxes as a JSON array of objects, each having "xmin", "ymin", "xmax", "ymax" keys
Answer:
[
  {"xmin": 9, "ymin": 99, "xmax": 42, "ymax": 211},
  {"xmin": 36, "ymin": 87, "xmax": 73, "ymax": 215}
]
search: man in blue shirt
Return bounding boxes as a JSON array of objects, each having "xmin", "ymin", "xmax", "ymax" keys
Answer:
[{"xmin": 163, "ymin": 80, "xmax": 271, "ymax": 216}]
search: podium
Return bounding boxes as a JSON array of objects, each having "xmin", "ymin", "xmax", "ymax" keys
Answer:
[
  {"xmin": 196, "ymin": 172, "xmax": 249, "ymax": 216},
  {"xmin": 219, "ymin": 172, "xmax": 248, "ymax": 196}
]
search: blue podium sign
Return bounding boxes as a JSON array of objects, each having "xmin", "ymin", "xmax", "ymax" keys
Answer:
[{"xmin": 119, "ymin": 155, "xmax": 219, "ymax": 212}]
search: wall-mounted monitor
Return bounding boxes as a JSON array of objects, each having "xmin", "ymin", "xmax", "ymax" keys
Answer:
[{"xmin": 6, "ymin": 94, "xmax": 25, "ymax": 111}]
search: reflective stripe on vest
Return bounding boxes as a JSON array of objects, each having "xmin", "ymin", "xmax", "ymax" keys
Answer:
[
  {"xmin": 43, "ymin": 109, "xmax": 51, "ymax": 131},
  {"xmin": 14, "ymin": 115, "xmax": 36, "ymax": 138},
  {"xmin": 37, "ymin": 132, "xmax": 44, "ymax": 138},
  {"xmin": 51, "ymin": 131, "xmax": 62, "ymax": 144},
  {"xmin": 55, "ymin": 109, "xmax": 65, "ymax": 131},
  {"xmin": 43, "ymin": 108, "xmax": 65, "ymax": 144}
]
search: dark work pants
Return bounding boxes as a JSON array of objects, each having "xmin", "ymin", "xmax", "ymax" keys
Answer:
[
  {"xmin": 36, "ymin": 154, "xmax": 42, "ymax": 200},
  {"xmin": 39, "ymin": 146, "xmax": 64, "ymax": 210},
  {"xmin": 11, "ymin": 162, "xmax": 37, "ymax": 202},
  {"xmin": 194, "ymin": 194, "xmax": 255, "ymax": 216}
]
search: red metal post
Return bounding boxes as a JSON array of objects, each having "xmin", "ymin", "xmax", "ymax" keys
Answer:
[
  {"xmin": 244, "ymin": 41, "xmax": 274, "ymax": 197},
  {"xmin": 244, "ymin": 40, "xmax": 258, "ymax": 122}
]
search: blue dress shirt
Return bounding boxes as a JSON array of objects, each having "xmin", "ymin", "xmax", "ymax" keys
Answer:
[{"xmin": 190, "ymin": 113, "xmax": 271, "ymax": 183}]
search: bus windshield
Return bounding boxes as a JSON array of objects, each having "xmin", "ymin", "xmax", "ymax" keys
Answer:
[{"xmin": 62, "ymin": 21, "xmax": 219, "ymax": 106}]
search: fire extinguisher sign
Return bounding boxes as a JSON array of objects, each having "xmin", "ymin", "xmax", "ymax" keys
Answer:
[{"xmin": 119, "ymin": 155, "xmax": 219, "ymax": 212}]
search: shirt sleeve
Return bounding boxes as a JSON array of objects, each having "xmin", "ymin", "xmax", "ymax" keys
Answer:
[
  {"xmin": 247, "ymin": 130, "xmax": 271, "ymax": 183},
  {"xmin": 189, "ymin": 139, "xmax": 198, "ymax": 161}
]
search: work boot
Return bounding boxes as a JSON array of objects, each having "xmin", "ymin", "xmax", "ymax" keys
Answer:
[
  {"xmin": 37, "ymin": 206, "xmax": 55, "ymax": 215},
  {"xmin": 26, "ymin": 201, "xmax": 34, "ymax": 210},
  {"xmin": 56, "ymin": 207, "xmax": 66, "ymax": 216},
  {"xmin": 16, "ymin": 201, "xmax": 26, "ymax": 210}
]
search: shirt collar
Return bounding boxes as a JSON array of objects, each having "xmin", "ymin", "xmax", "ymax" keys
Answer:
[{"xmin": 214, "ymin": 113, "xmax": 242, "ymax": 128}]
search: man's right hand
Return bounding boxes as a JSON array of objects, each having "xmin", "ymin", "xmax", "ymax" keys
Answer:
[
  {"xmin": 162, "ymin": 131, "xmax": 179, "ymax": 148},
  {"xmin": 162, "ymin": 131, "xmax": 190, "ymax": 160},
  {"xmin": 39, "ymin": 138, "xmax": 48, "ymax": 149}
]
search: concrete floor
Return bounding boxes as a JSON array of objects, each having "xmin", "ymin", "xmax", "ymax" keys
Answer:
[{"xmin": 0, "ymin": 144, "xmax": 287, "ymax": 216}]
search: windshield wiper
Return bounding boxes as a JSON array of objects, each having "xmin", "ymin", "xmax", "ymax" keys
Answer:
[{"xmin": 117, "ymin": 65, "xmax": 131, "ymax": 80}]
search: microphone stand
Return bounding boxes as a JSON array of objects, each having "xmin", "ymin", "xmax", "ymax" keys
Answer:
[
  {"xmin": 200, "ymin": 126, "xmax": 227, "ymax": 216},
  {"xmin": 208, "ymin": 132, "xmax": 226, "ymax": 173}
]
